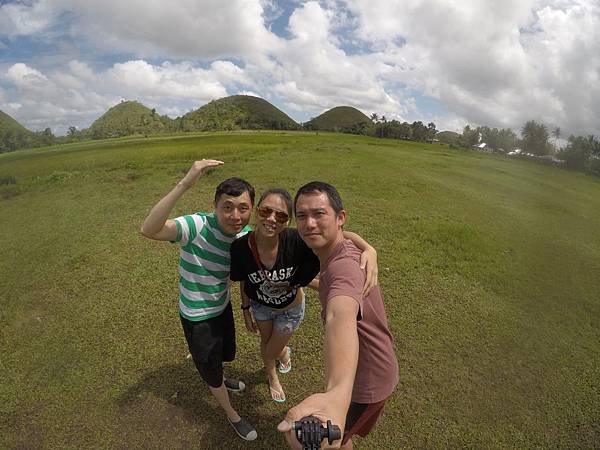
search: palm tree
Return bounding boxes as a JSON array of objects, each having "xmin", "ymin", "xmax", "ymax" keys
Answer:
[
  {"xmin": 427, "ymin": 122, "xmax": 437, "ymax": 141},
  {"xmin": 552, "ymin": 126, "xmax": 561, "ymax": 151},
  {"xmin": 521, "ymin": 120, "xmax": 549, "ymax": 155}
]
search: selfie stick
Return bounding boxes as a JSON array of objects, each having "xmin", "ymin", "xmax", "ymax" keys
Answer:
[{"xmin": 292, "ymin": 416, "xmax": 341, "ymax": 450}]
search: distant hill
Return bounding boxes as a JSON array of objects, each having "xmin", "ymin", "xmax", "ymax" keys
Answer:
[
  {"xmin": 0, "ymin": 110, "xmax": 38, "ymax": 153},
  {"xmin": 304, "ymin": 106, "xmax": 371, "ymax": 132},
  {"xmin": 0, "ymin": 110, "xmax": 31, "ymax": 136},
  {"xmin": 436, "ymin": 130, "xmax": 461, "ymax": 145},
  {"xmin": 178, "ymin": 95, "xmax": 300, "ymax": 131},
  {"xmin": 88, "ymin": 101, "xmax": 175, "ymax": 139}
]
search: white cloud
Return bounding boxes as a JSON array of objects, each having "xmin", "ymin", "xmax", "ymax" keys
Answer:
[
  {"xmin": 0, "ymin": 58, "xmax": 251, "ymax": 133},
  {"xmin": 237, "ymin": 90, "xmax": 262, "ymax": 98},
  {"xmin": 262, "ymin": 2, "xmax": 410, "ymax": 121},
  {"xmin": 1, "ymin": 0, "xmax": 599, "ymax": 137},
  {"xmin": 0, "ymin": 1, "xmax": 55, "ymax": 37},
  {"xmin": 0, "ymin": 0, "xmax": 279, "ymax": 60},
  {"xmin": 342, "ymin": 0, "xmax": 600, "ymax": 135},
  {"xmin": 1, "ymin": 1, "xmax": 415, "ymax": 127},
  {"xmin": 6, "ymin": 63, "xmax": 49, "ymax": 89},
  {"xmin": 1, "ymin": 62, "xmax": 117, "ymax": 133},
  {"xmin": 104, "ymin": 60, "xmax": 228, "ymax": 101},
  {"xmin": 209, "ymin": 60, "xmax": 252, "ymax": 87}
]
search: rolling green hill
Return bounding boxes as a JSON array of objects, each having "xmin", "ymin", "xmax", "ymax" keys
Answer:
[
  {"xmin": 304, "ymin": 106, "xmax": 371, "ymax": 131},
  {"xmin": 0, "ymin": 110, "xmax": 36, "ymax": 153},
  {"xmin": 1, "ymin": 132, "xmax": 599, "ymax": 449},
  {"xmin": 436, "ymin": 130, "xmax": 462, "ymax": 145},
  {"xmin": 0, "ymin": 110, "xmax": 29, "ymax": 134},
  {"xmin": 87, "ymin": 100, "xmax": 175, "ymax": 139},
  {"xmin": 178, "ymin": 95, "xmax": 300, "ymax": 131}
]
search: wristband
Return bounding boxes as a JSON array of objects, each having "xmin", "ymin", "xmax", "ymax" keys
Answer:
[{"xmin": 241, "ymin": 305, "xmax": 251, "ymax": 310}]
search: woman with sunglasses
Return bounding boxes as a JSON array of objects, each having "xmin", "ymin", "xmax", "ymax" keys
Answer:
[{"xmin": 230, "ymin": 188, "xmax": 377, "ymax": 403}]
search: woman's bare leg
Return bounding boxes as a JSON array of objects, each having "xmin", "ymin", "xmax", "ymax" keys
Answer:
[{"xmin": 256, "ymin": 320, "xmax": 293, "ymax": 401}]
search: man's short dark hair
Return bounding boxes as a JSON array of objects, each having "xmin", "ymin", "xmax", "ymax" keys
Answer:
[
  {"xmin": 215, "ymin": 177, "xmax": 255, "ymax": 205},
  {"xmin": 294, "ymin": 181, "xmax": 344, "ymax": 214}
]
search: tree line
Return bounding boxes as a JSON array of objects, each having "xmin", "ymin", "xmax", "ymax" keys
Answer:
[
  {"xmin": 0, "ymin": 127, "xmax": 55, "ymax": 153},
  {"xmin": 471, "ymin": 120, "xmax": 600, "ymax": 175},
  {"xmin": 321, "ymin": 113, "xmax": 438, "ymax": 142},
  {"xmin": 354, "ymin": 116, "xmax": 600, "ymax": 177},
  {"xmin": 2, "ymin": 110, "xmax": 599, "ymax": 177}
]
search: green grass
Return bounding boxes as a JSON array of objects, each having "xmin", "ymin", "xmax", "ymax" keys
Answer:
[{"xmin": 1, "ymin": 131, "xmax": 599, "ymax": 449}]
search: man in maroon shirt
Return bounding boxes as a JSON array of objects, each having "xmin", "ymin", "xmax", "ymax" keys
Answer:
[{"xmin": 278, "ymin": 181, "xmax": 399, "ymax": 449}]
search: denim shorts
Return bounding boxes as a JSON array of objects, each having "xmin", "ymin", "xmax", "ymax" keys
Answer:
[{"xmin": 251, "ymin": 296, "xmax": 305, "ymax": 334}]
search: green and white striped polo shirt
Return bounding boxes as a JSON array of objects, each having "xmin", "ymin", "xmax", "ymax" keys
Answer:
[{"xmin": 174, "ymin": 212, "xmax": 251, "ymax": 321}]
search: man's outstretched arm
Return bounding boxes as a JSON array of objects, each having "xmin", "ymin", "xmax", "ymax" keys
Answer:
[
  {"xmin": 324, "ymin": 295, "xmax": 360, "ymax": 423},
  {"xmin": 278, "ymin": 295, "xmax": 359, "ymax": 448},
  {"xmin": 140, "ymin": 159, "xmax": 223, "ymax": 241}
]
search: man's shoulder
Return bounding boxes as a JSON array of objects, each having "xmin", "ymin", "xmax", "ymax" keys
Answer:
[
  {"xmin": 324, "ymin": 241, "xmax": 363, "ymax": 279},
  {"xmin": 172, "ymin": 212, "xmax": 212, "ymax": 243},
  {"xmin": 327, "ymin": 240, "xmax": 361, "ymax": 267},
  {"xmin": 198, "ymin": 211, "xmax": 216, "ymax": 224},
  {"xmin": 321, "ymin": 241, "xmax": 364, "ymax": 305},
  {"xmin": 174, "ymin": 211, "xmax": 211, "ymax": 223},
  {"xmin": 188, "ymin": 211, "xmax": 212, "ymax": 218},
  {"xmin": 174, "ymin": 211, "xmax": 217, "ymax": 226}
]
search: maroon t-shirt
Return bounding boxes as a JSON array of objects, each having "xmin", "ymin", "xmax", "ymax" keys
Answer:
[{"xmin": 319, "ymin": 239, "xmax": 399, "ymax": 404}]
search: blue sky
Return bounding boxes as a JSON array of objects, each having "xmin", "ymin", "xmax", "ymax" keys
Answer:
[{"xmin": 1, "ymin": 0, "xmax": 599, "ymax": 137}]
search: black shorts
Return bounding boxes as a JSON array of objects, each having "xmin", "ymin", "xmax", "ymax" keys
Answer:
[{"xmin": 179, "ymin": 302, "xmax": 236, "ymax": 387}]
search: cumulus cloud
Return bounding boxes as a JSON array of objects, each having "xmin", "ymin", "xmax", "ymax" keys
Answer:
[
  {"xmin": 104, "ymin": 61, "xmax": 228, "ymax": 102},
  {"xmin": 0, "ymin": 0, "xmax": 415, "ymax": 127},
  {"xmin": 1, "ymin": 0, "xmax": 599, "ymax": 137},
  {"xmin": 0, "ymin": 0, "xmax": 279, "ymax": 60},
  {"xmin": 0, "ymin": 1, "xmax": 55, "ymax": 37},
  {"xmin": 0, "ymin": 59, "xmax": 249, "ymax": 133},
  {"xmin": 265, "ymin": 1, "xmax": 410, "ymax": 121},
  {"xmin": 1, "ymin": 62, "xmax": 117, "ymax": 133},
  {"xmin": 343, "ymin": 0, "xmax": 600, "ymax": 135},
  {"xmin": 6, "ymin": 63, "xmax": 49, "ymax": 89}
]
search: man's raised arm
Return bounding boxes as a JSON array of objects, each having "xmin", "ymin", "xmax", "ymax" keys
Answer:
[{"xmin": 140, "ymin": 159, "xmax": 223, "ymax": 241}]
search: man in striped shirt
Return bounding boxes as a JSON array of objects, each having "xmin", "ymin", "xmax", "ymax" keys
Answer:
[{"xmin": 141, "ymin": 159, "xmax": 257, "ymax": 441}]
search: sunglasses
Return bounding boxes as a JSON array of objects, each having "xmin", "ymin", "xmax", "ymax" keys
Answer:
[{"xmin": 257, "ymin": 206, "xmax": 290, "ymax": 224}]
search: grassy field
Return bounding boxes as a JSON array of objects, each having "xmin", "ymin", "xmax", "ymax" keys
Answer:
[{"xmin": 1, "ymin": 131, "xmax": 599, "ymax": 449}]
